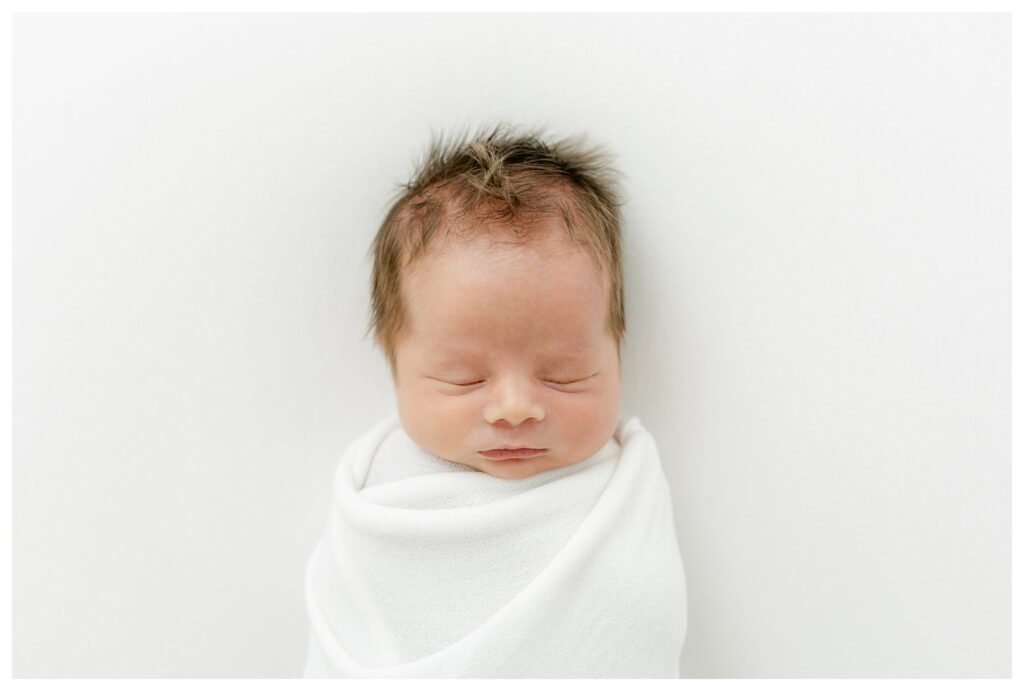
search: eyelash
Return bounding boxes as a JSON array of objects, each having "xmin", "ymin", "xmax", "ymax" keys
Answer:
[{"xmin": 448, "ymin": 378, "xmax": 585, "ymax": 388}]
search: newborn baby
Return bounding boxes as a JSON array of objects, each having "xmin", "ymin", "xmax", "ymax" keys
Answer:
[{"xmin": 304, "ymin": 124, "xmax": 687, "ymax": 678}]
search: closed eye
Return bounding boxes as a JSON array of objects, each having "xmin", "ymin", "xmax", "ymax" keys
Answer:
[
  {"xmin": 550, "ymin": 372, "xmax": 598, "ymax": 386},
  {"xmin": 441, "ymin": 375, "xmax": 593, "ymax": 387}
]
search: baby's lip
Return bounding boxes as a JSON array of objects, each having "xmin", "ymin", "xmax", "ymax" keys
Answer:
[
  {"xmin": 483, "ymin": 446, "xmax": 546, "ymax": 451},
  {"xmin": 479, "ymin": 448, "xmax": 548, "ymax": 459}
]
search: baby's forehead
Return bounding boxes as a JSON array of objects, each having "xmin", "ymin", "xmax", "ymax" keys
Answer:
[
  {"xmin": 407, "ymin": 227, "xmax": 604, "ymax": 279},
  {"xmin": 402, "ymin": 247, "xmax": 608, "ymax": 318}
]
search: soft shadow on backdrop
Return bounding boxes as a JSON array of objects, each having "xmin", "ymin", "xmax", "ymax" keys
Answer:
[{"xmin": 13, "ymin": 12, "xmax": 1008, "ymax": 678}]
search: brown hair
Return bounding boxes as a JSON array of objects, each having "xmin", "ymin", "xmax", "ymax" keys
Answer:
[{"xmin": 364, "ymin": 122, "xmax": 626, "ymax": 380}]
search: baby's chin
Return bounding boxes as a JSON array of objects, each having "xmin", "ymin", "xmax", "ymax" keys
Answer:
[{"xmin": 459, "ymin": 452, "xmax": 580, "ymax": 480}]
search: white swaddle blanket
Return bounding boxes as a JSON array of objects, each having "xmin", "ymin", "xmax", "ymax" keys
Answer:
[{"xmin": 303, "ymin": 413, "xmax": 687, "ymax": 678}]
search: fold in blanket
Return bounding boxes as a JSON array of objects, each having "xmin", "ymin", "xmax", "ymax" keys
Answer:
[{"xmin": 303, "ymin": 414, "xmax": 688, "ymax": 678}]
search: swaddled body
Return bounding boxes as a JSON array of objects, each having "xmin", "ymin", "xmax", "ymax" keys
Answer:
[{"xmin": 303, "ymin": 413, "xmax": 687, "ymax": 678}]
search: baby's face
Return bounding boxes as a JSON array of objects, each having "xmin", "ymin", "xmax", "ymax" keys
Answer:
[{"xmin": 392, "ymin": 222, "xmax": 622, "ymax": 480}]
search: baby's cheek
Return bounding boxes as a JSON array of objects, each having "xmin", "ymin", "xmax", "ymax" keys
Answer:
[
  {"xmin": 422, "ymin": 391, "xmax": 478, "ymax": 421},
  {"xmin": 558, "ymin": 396, "xmax": 605, "ymax": 436},
  {"xmin": 559, "ymin": 388, "xmax": 621, "ymax": 456},
  {"xmin": 404, "ymin": 391, "xmax": 476, "ymax": 453}
]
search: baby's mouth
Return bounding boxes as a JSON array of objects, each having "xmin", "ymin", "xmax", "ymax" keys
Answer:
[{"xmin": 478, "ymin": 448, "xmax": 548, "ymax": 460}]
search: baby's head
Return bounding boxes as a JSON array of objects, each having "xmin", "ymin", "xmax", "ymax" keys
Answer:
[{"xmin": 366, "ymin": 123, "xmax": 626, "ymax": 479}]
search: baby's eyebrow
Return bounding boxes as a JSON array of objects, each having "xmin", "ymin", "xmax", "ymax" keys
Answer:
[
  {"xmin": 431, "ymin": 350, "xmax": 476, "ymax": 363},
  {"xmin": 431, "ymin": 350, "xmax": 590, "ymax": 365}
]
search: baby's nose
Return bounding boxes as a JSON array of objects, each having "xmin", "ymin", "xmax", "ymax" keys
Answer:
[{"xmin": 483, "ymin": 378, "xmax": 546, "ymax": 426}]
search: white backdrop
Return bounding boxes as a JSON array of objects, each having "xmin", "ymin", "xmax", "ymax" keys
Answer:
[{"xmin": 13, "ymin": 13, "xmax": 1009, "ymax": 678}]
